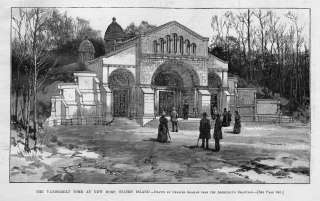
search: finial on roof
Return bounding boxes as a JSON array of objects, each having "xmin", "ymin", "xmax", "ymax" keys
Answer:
[{"xmin": 112, "ymin": 17, "xmax": 116, "ymax": 22}]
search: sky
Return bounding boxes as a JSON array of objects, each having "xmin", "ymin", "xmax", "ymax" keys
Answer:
[{"xmin": 58, "ymin": 7, "xmax": 310, "ymax": 43}]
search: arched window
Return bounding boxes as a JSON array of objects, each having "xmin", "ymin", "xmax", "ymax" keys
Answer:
[
  {"xmin": 153, "ymin": 40, "xmax": 158, "ymax": 53},
  {"xmin": 166, "ymin": 35, "xmax": 171, "ymax": 53},
  {"xmin": 173, "ymin": 33, "xmax": 177, "ymax": 53},
  {"xmin": 191, "ymin": 43, "xmax": 196, "ymax": 55},
  {"xmin": 160, "ymin": 38, "xmax": 165, "ymax": 53},
  {"xmin": 185, "ymin": 40, "xmax": 190, "ymax": 55},
  {"xmin": 179, "ymin": 36, "xmax": 184, "ymax": 54}
]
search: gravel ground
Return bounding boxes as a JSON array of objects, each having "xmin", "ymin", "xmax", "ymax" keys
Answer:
[{"xmin": 9, "ymin": 118, "xmax": 310, "ymax": 183}]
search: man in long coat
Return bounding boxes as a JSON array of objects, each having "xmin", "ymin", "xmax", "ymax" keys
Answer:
[
  {"xmin": 199, "ymin": 112, "xmax": 211, "ymax": 149},
  {"xmin": 183, "ymin": 101, "xmax": 189, "ymax": 120},
  {"xmin": 227, "ymin": 110, "xmax": 232, "ymax": 126},
  {"xmin": 170, "ymin": 107, "xmax": 178, "ymax": 132},
  {"xmin": 214, "ymin": 114, "xmax": 223, "ymax": 151}
]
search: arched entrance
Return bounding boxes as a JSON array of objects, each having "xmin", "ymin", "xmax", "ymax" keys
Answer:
[
  {"xmin": 208, "ymin": 71, "xmax": 222, "ymax": 114},
  {"xmin": 108, "ymin": 68, "xmax": 135, "ymax": 117},
  {"xmin": 151, "ymin": 61, "xmax": 200, "ymax": 116}
]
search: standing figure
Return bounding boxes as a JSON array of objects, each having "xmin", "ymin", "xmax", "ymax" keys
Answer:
[
  {"xmin": 157, "ymin": 111, "xmax": 169, "ymax": 143},
  {"xmin": 199, "ymin": 112, "xmax": 211, "ymax": 149},
  {"xmin": 222, "ymin": 108, "xmax": 228, "ymax": 127},
  {"xmin": 183, "ymin": 101, "xmax": 189, "ymax": 120},
  {"xmin": 227, "ymin": 110, "xmax": 232, "ymax": 126},
  {"xmin": 211, "ymin": 105, "xmax": 216, "ymax": 120},
  {"xmin": 170, "ymin": 107, "xmax": 178, "ymax": 132},
  {"xmin": 233, "ymin": 111, "xmax": 241, "ymax": 134},
  {"xmin": 214, "ymin": 114, "xmax": 223, "ymax": 151}
]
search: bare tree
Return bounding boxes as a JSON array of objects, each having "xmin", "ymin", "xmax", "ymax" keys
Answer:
[
  {"xmin": 12, "ymin": 9, "xmax": 28, "ymax": 122},
  {"xmin": 12, "ymin": 8, "xmax": 53, "ymax": 151},
  {"xmin": 253, "ymin": 9, "xmax": 271, "ymax": 71}
]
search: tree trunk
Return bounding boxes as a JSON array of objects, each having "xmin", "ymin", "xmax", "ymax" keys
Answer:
[
  {"xmin": 24, "ymin": 87, "xmax": 31, "ymax": 152},
  {"xmin": 33, "ymin": 54, "xmax": 37, "ymax": 151},
  {"xmin": 247, "ymin": 9, "xmax": 252, "ymax": 80},
  {"xmin": 14, "ymin": 70, "xmax": 20, "ymax": 121}
]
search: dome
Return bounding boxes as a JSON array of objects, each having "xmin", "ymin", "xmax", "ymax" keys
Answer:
[
  {"xmin": 104, "ymin": 17, "xmax": 126, "ymax": 42},
  {"xmin": 78, "ymin": 38, "xmax": 95, "ymax": 53}
]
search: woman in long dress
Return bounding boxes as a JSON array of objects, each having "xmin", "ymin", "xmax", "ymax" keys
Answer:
[
  {"xmin": 233, "ymin": 111, "xmax": 241, "ymax": 134},
  {"xmin": 158, "ymin": 111, "xmax": 169, "ymax": 143},
  {"xmin": 214, "ymin": 114, "xmax": 223, "ymax": 151},
  {"xmin": 222, "ymin": 108, "xmax": 228, "ymax": 127}
]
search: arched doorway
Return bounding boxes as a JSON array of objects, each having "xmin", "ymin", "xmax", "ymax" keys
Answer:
[
  {"xmin": 108, "ymin": 69, "xmax": 135, "ymax": 117},
  {"xmin": 208, "ymin": 71, "xmax": 222, "ymax": 114},
  {"xmin": 151, "ymin": 61, "xmax": 200, "ymax": 116}
]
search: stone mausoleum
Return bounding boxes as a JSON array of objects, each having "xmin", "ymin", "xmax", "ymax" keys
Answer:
[{"xmin": 48, "ymin": 17, "xmax": 254, "ymax": 126}]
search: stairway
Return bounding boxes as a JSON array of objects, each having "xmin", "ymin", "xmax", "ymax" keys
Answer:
[
  {"xmin": 110, "ymin": 117, "xmax": 141, "ymax": 129},
  {"xmin": 144, "ymin": 118, "xmax": 207, "ymax": 131}
]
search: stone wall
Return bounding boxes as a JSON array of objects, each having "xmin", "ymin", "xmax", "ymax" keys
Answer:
[
  {"xmin": 237, "ymin": 88, "xmax": 257, "ymax": 121},
  {"xmin": 256, "ymin": 99, "xmax": 280, "ymax": 115}
]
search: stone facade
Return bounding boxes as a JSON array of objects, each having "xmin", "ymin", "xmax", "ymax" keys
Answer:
[{"xmin": 48, "ymin": 19, "xmax": 237, "ymax": 126}]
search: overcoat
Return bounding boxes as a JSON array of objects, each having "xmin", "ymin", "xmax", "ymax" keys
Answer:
[
  {"xmin": 222, "ymin": 111, "xmax": 228, "ymax": 127},
  {"xmin": 170, "ymin": 110, "xmax": 178, "ymax": 122},
  {"xmin": 214, "ymin": 118, "xmax": 223, "ymax": 140},
  {"xmin": 199, "ymin": 118, "xmax": 211, "ymax": 139}
]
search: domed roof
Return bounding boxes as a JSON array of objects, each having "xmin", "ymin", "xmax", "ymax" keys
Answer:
[
  {"xmin": 78, "ymin": 37, "xmax": 95, "ymax": 53},
  {"xmin": 104, "ymin": 17, "xmax": 126, "ymax": 41}
]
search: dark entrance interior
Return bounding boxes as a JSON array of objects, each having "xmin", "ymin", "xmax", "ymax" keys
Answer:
[
  {"xmin": 159, "ymin": 91, "xmax": 174, "ymax": 114},
  {"xmin": 113, "ymin": 89, "xmax": 129, "ymax": 117},
  {"xmin": 109, "ymin": 69, "xmax": 135, "ymax": 117},
  {"xmin": 153, "ymin": 71, "xmax": 183, "ymax": 115}
]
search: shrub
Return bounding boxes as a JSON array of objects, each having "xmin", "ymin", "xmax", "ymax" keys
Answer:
[{"xmin": 50, "ymin": 135, "xmax": 58, "ymax": 143}]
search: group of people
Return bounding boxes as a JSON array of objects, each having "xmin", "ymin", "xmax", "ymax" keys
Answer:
[{"xmin": 157, "ymin": 107, "xmax": 242, "ymax": 152}]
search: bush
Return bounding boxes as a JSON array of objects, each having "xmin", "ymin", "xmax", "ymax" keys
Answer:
[
  {"xmin": 57, "ymin": 141, "xmax": 63, "ymax": 146},
  {"xmin": 50, "ymin": 135, "xmax": 58, "ymax": 143}
]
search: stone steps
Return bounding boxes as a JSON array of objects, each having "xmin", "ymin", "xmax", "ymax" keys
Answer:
[
  {"xmin": 110, "ymin": 118, "xmax": 141, "ymax": 129},
  {"xmin": 144, "ymin": 118, "xmax": 206, "ymax": 131}
]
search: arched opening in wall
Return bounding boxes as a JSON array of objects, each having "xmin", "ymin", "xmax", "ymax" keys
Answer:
[
  {"xmin": 160, "ymin": 38, "xmax": 165, "ymax": 53},
  {"xmin": 191, "ymin": 43, "xmax": 196, "ymax": 55},
  {"xmin": 179, "ymin": 36, "xmax": 184, "ymax": 54},
  {"xmin": 108, "ymin": 69, "xmax": 135, "ymax": 117},
  {"xmin": 151, "ymin": 61, "xmax": 200, "ymax": 116},
  {"xmin": 185, "ymin": 40, "xmax": 190, "ymax": 55},
  {"xmin": 173, "ymin": 33, "xmax": 178, "ymax": 53},
  {"xmin": 166, "ymin": 35, "xmax": 171, "ymax": 53},
  {"xmin": 208, "ymin": 71, "xmax": 222, "ymax": 116},
  {"xmin": 153, "ymin": 40, "xmax": 158, "ymax": 53}
]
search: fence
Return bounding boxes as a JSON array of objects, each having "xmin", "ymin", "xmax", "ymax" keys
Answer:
[
  {"xmin": 240, "ymin": 114, "xmax": 294, "ymax": 123},
  {"xmin": 50, "ymin": 116, "xmax": 114, "ymax": 126}
]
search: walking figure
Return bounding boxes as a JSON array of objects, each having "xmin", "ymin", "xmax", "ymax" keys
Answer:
[
  {"xmin": 157, "ymin": 111, "xmax": 169, "ymax": 143},
  {"xmin": 170, "ymin": 107, "xmax": 178, "ymax": 132},
  {"xmin": 183, "ymin": 101, "xmax": 189, "ymax": 120},
  {"xmin": 222, "ymin": 108, "xmax": 228, "ymax": 127},
  {"xmin": 199, "ymin": 112, "xmax": 211, "ymax": 150},
  {"xmin": 214, "ymin": 114, "xmax": 223, "ymax": 151},
  {"xmin": 227, "ymin": 110, "xmax": 232, "ymax": 126},
  {"xmin": 233, "ymin": 111, "xmax": 241, "ymax": 134}
]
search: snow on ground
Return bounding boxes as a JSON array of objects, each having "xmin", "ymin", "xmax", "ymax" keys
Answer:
[{"xmin": 9, "ymin": 118, "xmax": 310, "ymax": 183}]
